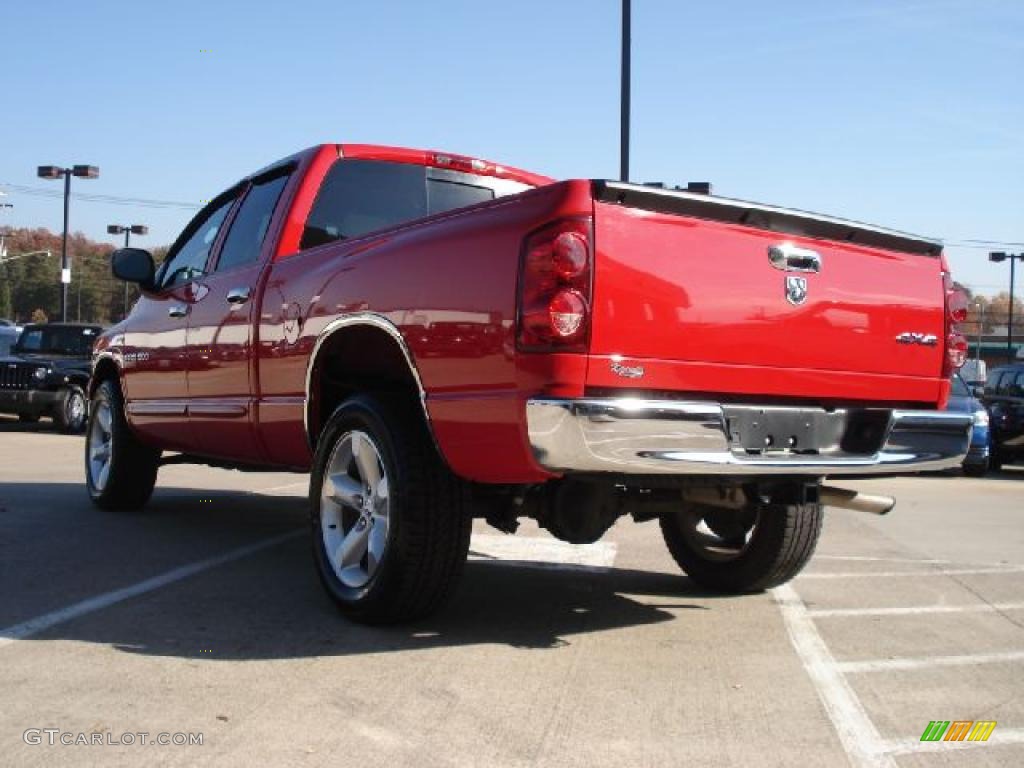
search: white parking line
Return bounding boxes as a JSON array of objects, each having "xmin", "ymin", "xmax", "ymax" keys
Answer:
[
  {"xmin": 0, "ymin": 530, "xmax": 303, "ymax": 650},
  {"xmin": 469, "ymin": 534, "xmax": 617, "ymax": 571},
  {"xmin": 772, "ymin": 584, "xmax": 895, "ymax": 768},
  {"xmin": 808, "ymin": 602, "xmax": 1024, "ymax": 618},
  {"xmin": 815, "ymin": 555, "xmax": 954, "ymax": 565},
  {"xmin": 799, "ymin": 566, "xmax": 1024, "ymax": 580},
  {"xmin": 838, "ymin": 650, "xmax": 1024, "ymax": 674},
  {"xmin": 256, "ymin": 481, "xmax": 308, "ymax": 495}
]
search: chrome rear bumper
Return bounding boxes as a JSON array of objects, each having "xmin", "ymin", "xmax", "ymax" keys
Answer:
[{"xmin": 526, "ymin": 398, "xmax": 972, "ymax": 476}]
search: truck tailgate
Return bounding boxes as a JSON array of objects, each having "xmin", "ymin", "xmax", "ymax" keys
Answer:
[{"xmin": 588, "ymin": 182, "xmax": 947, "ymax": 403}]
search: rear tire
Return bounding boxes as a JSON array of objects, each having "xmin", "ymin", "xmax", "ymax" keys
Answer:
[
  {"xmin": 85, "ymin": 379, "xmax": 160, "ymax": 510},
  {"xmin": 660, "ymin": 501, "xmax": 822, "ymax": 592},
  {"xmin": 310, "ymin": 394, "xmax": 471, "ymax": 624},
  {"xmin": 54, "ymin": 386, "xmax": 88, "ymax": 433}
]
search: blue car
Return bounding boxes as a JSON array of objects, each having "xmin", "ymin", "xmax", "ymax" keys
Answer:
[{"xmin": 947, "ymin": 373, "xmax": 991, "ymax": 476}]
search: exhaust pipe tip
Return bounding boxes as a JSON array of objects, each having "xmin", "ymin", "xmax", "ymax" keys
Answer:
[{"xmin": 820, "ymin": 486, "xmax": 896, "ymax": 516}]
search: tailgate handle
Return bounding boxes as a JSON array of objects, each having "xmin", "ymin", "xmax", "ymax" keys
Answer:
[{"xmin": 768, "ymin": 244, "xmax": 821, "ymax": 273}]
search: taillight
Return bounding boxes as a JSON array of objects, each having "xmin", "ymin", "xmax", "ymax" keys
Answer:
[
  {"xmin": 942, "ymin": 267, "xmax": 969, "ymax": 376},
  {"xmin": 518, "ymin": 218, "xmax": 593, "ymax": 350}
]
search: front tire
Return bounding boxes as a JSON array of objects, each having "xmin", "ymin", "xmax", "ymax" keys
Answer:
[
  {"xmin": 660, "ymin": 501, "xmax": 822, "ymax": 593},
  {"xmin": 54, "ymin": 386, "xmax": 88, "ymax": 433},
  {"xmin": 85, "ymin": 379, "xmax": 160, "ymax": 510},
  {"xmin": 310, "ymin": 395, "xmax": 471, "ymax": 624}
]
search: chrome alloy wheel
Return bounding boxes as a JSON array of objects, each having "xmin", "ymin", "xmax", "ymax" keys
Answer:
[
  {"xmin": 319, "ymin": 430, "xmax": 391, "ymax": 589},
  {"xmin": 67, "ymin": 390, "xmax": 87, "ymax": 429},
  {"xmin": 677, "ymin": 507, "xmax": 759, "ymax": 563},
  {"xmin": 87, "ymin": 400, "xmax": 113, "ymax": 491}
]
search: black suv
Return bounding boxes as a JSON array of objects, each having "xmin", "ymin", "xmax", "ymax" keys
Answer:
[
  {"xmin": 0, "ymin": 323, "xmax": 101, "ymax": 432},
  {"xmin": 982, "ymin": 363, "xmax": 1024, "ymax": 470}
]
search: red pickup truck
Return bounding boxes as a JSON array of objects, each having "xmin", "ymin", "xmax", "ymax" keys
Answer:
[{"xmin": 87, "ymin": 143, "xmax": 973, "ymax": 622}]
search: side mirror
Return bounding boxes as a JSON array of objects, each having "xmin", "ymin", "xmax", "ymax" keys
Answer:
[
  {"xmin": 973, "ymin": 385, "xmax": 985, "ymax": 398},
  {"xmin": 111, "ymin": 248, "xmax": 155, "ymax": 291}
]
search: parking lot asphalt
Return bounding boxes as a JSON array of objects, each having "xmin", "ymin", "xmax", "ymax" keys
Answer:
[{"xmin": 1, "ymin": 415, "xmax": 1022, "ymax": 767}]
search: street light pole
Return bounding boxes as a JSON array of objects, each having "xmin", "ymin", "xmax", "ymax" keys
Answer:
[
  {"xmin": 107, "ymin": 224, "xmax": 148, "ymax": 319},
  {"xmin": 37, "ymin": 165, "xmax": 100, "ymax": 322},
  {"xmin": 62, "ymin": 171, "xmax": 70, "ymax": 321},
  {"xmin": 989, "ymin": 251, "xmax": 1023, "ymax": 364},
  {"xmin": 620, "ymin": 0, "xmax": 631, "ymax": 182}
]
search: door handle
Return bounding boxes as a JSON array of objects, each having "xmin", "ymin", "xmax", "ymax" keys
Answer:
[
  {"xmin": 226, "ymin": 287, "xmax": 251, "ymax": 305},
  {"xmin": 768, "ymin": 244, "xmax": 822, "ymax": 273},
  {"xmin": 168, "ymin": 304, "xmax": 188, "ymax": 318}
]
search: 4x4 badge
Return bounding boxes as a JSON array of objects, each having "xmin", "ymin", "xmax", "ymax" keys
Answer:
[{"xmin": 785, "ymin": 276, "xmax": 808, "ymax": 305}]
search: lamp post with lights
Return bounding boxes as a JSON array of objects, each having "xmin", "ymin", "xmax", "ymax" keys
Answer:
[
  {"xmin": 107, "ymin": 224, "xmax": 148, "ymax": 318},
  {"xmin": 989, "ymin": 252, "xmax": 1024, "ymax": 364},
  {"xmin": 36, "ymin": 165, "xmax": 100, "ymax": 321}
]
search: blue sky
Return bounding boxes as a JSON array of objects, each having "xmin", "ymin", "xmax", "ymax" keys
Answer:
[{"xmin": 1, "ymin": 0, "xmax": 1020, "ymax": 293}]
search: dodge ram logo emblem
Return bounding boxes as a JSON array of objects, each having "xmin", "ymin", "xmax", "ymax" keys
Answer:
[{"xmin": 785, "ymin": 276, "xmax": 808, "ymax": 305}]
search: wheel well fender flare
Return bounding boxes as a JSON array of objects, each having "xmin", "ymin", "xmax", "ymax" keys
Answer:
[
  {"xmin": 89, "ymin": 354, "xmax": 121, "ymax": 398},
  {"xmin": 303, "ymin": 313, "xmax": 435, "ymax": 450}
]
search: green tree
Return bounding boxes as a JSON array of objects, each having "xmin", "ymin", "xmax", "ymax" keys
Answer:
[
  {"xmin": 0, "ymin": 262, "xmax": 12, "ymax": 319},
  {"xmin": 2, "ymin": 227, "xmax": 169, "ymax": 324}
]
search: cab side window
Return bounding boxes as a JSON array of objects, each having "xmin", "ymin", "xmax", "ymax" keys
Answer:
[
  {"xmin": 157, "ymin": 196, "xmax": 236, "ymax": 290},
  {"xmin": 994, "ymin": 371, "xmax": 1013, "ymax": 396},
  {"xmin": 1012, "ymin": 371, "xmax": 1024, "ymax": 397},
  {"xmin": 300, "ymin": 160, "xmax": 426, "ymax": 250},
  {"xmin": 215, "ymin": 172, "xmax": 290, "ymax": 273}
]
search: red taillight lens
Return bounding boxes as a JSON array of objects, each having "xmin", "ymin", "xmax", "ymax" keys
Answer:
[
  {"xmin": 947, "ymin": 289, "xmax": 969, "ymax": 323},
  {"xmin": 941, "ymin": 267, "xmax": 969, "ymax": 375},
  {"xmin": 518, "ymin": 218, "xmax": 592, "ymax": 350},
  {"xmin": 548, "ymin": 289, "xmax": 587, "ymax": 339},
  {"xmin": 552, "ymin": 231, "xmax": 588, "ymax": 279},
  {"xmin": 946, "ymin": 331, "xmax": 968, "ymax": 370}
]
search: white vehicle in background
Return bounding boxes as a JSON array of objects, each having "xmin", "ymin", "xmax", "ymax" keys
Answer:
[{"xmin": 959, "ymin": 358, "xmax": 987, "ymax": 387}]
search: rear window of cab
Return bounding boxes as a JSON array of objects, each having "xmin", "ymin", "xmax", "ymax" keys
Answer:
[{"xmin": 299, "ymin": 159, "xmax": 530, "ymax": 251}]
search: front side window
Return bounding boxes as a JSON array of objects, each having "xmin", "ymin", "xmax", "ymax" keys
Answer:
[
  {"xmin": 157, "ymin": 196, "xmax": 236, "ymax": 289},
  {"xmin": 301, "ymin": 160, "xmax": 426, "ymax": 250},
  {"xmin": 215, "ymin": 172, "xmax": 290, "ymax": 273}
]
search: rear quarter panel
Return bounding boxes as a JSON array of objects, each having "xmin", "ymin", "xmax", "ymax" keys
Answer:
[{"xmin": 257, "ymin": 180, "xmax": 594, "ymax": 482}]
